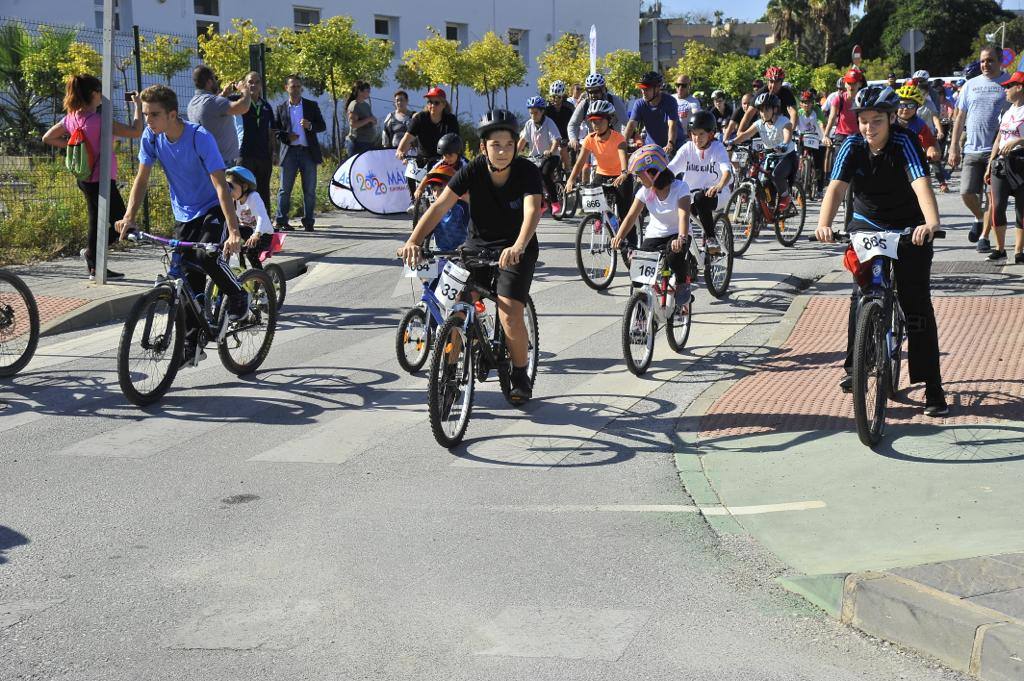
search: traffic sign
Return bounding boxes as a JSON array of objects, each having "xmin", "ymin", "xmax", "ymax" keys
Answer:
[
  {"xmin": 1003, "ymin": 48, "xmax": 1016, "ymax": 67},
  {"xmin": 899, "ymin": 29, "xmax": 925, "ymax": 54},
  {"xmin": 852, "ymin": 44, "xmax": 863, "ymax": 65}
]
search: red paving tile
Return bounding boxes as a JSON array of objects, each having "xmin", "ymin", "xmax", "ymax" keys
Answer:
[{"xmin": 700, "ymin": 296, "xmax": 1024, "ymax": 439}]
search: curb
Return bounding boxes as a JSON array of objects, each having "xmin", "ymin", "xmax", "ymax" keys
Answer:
[
  {"xmin": 673, "ymin": 282, "xmax": 1024, "ymax": 681},
  {"xmin": 40, "ymin": 244, "xmax": 336, "ymax": 338}
]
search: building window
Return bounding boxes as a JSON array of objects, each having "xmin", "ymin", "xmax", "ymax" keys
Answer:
[
  {"xmin": 196, "ymin": 19, "xmax": 219, "ymax": 40},
  {"xmin": 194, "ymin": 0, "xmax": 218, "ymax": 15},
  {"xmin": 293, "ymin": 7, "xmax": 320, "ymax": 30},
  {"xmin": 507, "ymin": 28, "xmax": 528, "ymax": 62},
  {"xmin": 374, "ymin": 17, "xmax": 391, "ymax": 36},
  {"xmin": 445, "ymin": 22, "xmax": 466, "ymax": 43},
  {"xmin": 93, "ymin": 0, "xmax": 121, "ymax": 30}
]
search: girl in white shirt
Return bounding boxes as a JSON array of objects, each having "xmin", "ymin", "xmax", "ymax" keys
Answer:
[
  {"xmin": 732, "ymin": 92, "xmax": 798, "ymax": 212},
  {"xmin": 984, "ymin": 74, "xmax": 1024, "ymax": 262},
  {"xmin": 226, "ymin": 165, "xmax": 275, "ymax": 269},
  {"xmin": 611, "ymin": 145, "xmax": 694, "ymax": 311},
  {"xmin": 668, "ymin": 110, "xmax": 731, "ymax": 253}
]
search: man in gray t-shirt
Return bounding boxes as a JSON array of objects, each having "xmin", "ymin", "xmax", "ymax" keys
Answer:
[
  {"xmin": 949, "ymin": 46, "xmax": 1009, "ymax": 249},
  {"xmin": 187, "ymin": 64, "xmax": 251, "ymax": 165}
]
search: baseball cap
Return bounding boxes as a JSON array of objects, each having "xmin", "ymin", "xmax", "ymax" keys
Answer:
[
  {"xmin": 1002, "ymin": 71, "xmax": 1024, "ymax": 87},
  {"xmin": 425, "ymin": 86, "xmax": 447, "ymax": 99}
]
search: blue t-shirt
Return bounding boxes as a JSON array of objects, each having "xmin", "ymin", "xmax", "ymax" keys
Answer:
[
  {"xmin": 629, "ymin": 95, "xmax": 682, "ymax": 146},
  {"xmin": 432, "ymin": 200, "xmax": 469, "ymax": 251},
  {"xmin": 139, "ymin": 122, "xmax": 225, "ymax": 222},
  {"xmin": 957, "ymin": 72, "xmax": 1010, "ymax": 154}
]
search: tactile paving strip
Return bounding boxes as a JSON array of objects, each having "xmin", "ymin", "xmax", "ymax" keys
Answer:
[{"xmin": 700, "ymin": 296, "xmax": 1024, "ymax": 439}]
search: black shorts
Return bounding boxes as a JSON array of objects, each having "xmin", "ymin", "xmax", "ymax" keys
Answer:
[
  {"xmin": 467, "ymin": 241, "xmax": 538, "ymax": 304},
  {"xmin": 174, "ymin": 205, "xmax": 227, "ymax": 243}
]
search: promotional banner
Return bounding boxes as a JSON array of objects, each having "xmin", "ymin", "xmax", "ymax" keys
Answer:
[
  {"xmin": 348, "ymin": 149, "xmax": 412, "ymax": 215},
  {"xmin": 589, "ymin": 25, "xmax": 597, "ymax": 74},
  {"xmin": 329, "ymin": 155, "xmax": 362, "ymax": 211}
]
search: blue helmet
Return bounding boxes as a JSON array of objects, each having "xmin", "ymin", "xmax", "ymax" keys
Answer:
[
  {"xmin": 526, "ymin": 95, "xmax": 547, "ymax": 110},
  {"xmin": 225, "ymin": 165, "xmax": 257, "ymax": 189}
]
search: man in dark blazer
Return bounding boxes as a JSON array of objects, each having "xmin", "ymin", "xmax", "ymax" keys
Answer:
[{"xmin": 274, "ymin": 74, "xmax": 327, "ymax": 231}]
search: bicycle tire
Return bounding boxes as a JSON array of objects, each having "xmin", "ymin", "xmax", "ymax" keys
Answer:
[
  {"xmin": 852, "ymin": 299, "xmax": 889, "ymax": 447},
  {"xmin": 775, "ymin": 184, "xmax": 807, "ymax": 247},
  {"xmin": 704, "ymin": 213, "xmax": 734, "ymax": 299},
  {"xmin": 0, "ymin": 270, "xmax": 40, "ymax": 377},
  {"xmin": 264, "ymin": 263, "xmax": 287, "ymax": 309},
  {"xmin": 495, "ymin": 295, "xmax": 540, "ymax": 403},
  {"xmin": 564, "ymin": 186, "xmax": 579, "ymax": 217},
  {"xmin": 800, "ymin": 160, "xmax": 813, "ymax": 201},
  {"xmin": 551, "ymin": 178, "xmax": 567, "ymax": 221},
  {"xmin": 427, "ymin": 315, "xmax": 475, "ymax": 448},
  {"xmin": 412, "ymin": 193, "xmax": 432, "ymax": 227},
  {"xmin": 117, "ymin": 286, "xmax": 184, "ymax": 406},
  {"xmin": 396, "ymin": 306, "xmax": 432, "ymax": 374},
  {"xmin": 621, "ymin": 291, "xmax": 655, "ymax": 376},
  {"xmin": 727, "ymin": 184, "xmax": 757, "ymax": 256},
  {"xmin": 666, "ymin": 293, "xmax": 692, "ymax": 353},
  {"xmin": 575, "ymin": 214, "xmax": 617, "ymax": 290},
  {"xmin": 218, "ymin": 269, "xmax": 278, "ymax": 375},
  {"xmin": 889, "ymin": 302, "xmax": 905, "ymax": 399}
]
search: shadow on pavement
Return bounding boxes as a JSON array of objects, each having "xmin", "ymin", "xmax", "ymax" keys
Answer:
[{"xmin": 0, "ymin": 526, "xmax": 29, "ymax": 564}]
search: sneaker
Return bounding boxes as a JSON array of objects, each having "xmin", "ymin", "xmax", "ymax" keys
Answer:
[
  {"xmin": 923, "ymin": 384, "xmax": 949, "ymax": 417},
  {"xmin": 968, "ymin": 221, "xmax": 982, "ymax": 243},
  {"xmin": 79, "ymin": 248, "xmax": 91, "ymax": 272},
  {"xmin": 988, "ymin": 249, "xmax": 1007, "ymax": 261},
  {"xmin": 704, "ymin": 236, "xmax": 722, "ymax": 255},
  {"xmin": 1016, "ymin": 253, "xmax": 1024, "ymax": 264},
  {"xmin": 550, "ymin": 201, "xmax": 562, "ymax": 215},
  {"xmin": 226, "ymin": 292, "xmax": 250, "ymax": 322},
  {"xmin": 509, "ymin": 367, "xmax": 533, "ymax": 405},
  {"xmin": 839, "ymin": 374, "xmax": 853, "ymax": 393},
  {"xmin": 777, "ymin": 194, "xmax": 792, "ymax": 213},
  {"xmin": 303, "ymin": 225, "xmax": 315, "ymax": 232},
  {"xmin": 977, "ymin": 237, "xmax": 991, "ymax": 253}
]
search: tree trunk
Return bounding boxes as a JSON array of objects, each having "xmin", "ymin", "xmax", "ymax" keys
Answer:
[{"xmin": 503, "ymin": 86, "xmax": 508, "ymax": 109}]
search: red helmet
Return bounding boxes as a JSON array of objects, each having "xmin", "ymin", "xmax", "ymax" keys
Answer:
[
  {"xmin": 800, "ymin": 90, "xmax": 813, "ymax": 102},
  {"xmin": 843, "ymin": 67, "xmax": 866, "ymax": 85},
  {"xmin": 764, "ymin": 66, "xmax": 785, "ymax": 81}
]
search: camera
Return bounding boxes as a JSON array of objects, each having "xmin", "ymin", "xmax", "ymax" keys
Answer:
[{"xmin": 124, "ymin": 90, "xmax": 137, "ymax": 102}]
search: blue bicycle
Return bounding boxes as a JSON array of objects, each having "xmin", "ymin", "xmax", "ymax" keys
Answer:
[{"xmin": 395, "ymin": 256, "xmax": 447, "ymax": 373}]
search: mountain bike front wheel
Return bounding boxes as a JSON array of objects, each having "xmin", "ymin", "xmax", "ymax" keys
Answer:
[
  {"xmin": 575, "ymin": 214, "xmax": 617, "ymax": 290},
  {"xmin": 852, "ymin": 299, "xmax": 890, "ymax": 447},
  {"xmin": 621, "ymin": 291, "xmax": 656, "ymax": 376},
  {"xmin": 704, "ymin": 213, "xmax": 734, "ymax": 299},
  {"xmin": 889, "ymin": 302, "xmax": 906, "ymax": 399},
  {"xmin": 396, "ymin": 306, "xmax": 432, "ymax": 374},
  {"xmin": 218, "ymin": 269, "xmax": 278, "ymax": 375},
  {"xmin": 775, "ymin": 184, "xmax": 807, "ymax": 247},
  {"xmin": 117, "ymin": 286, "xmax": 184, "ymax": 406},
  {"xmin": 666, "ymin": 294, "xmax": 692, "ymax": 353},
  {"xmin": 427, "ymin": 316, "xmax": 475, "ymax": 448},
  {"xmin": 727, "ymin": 184, "xmax": 757, "ymax": 256},
  {"xmin": 264, "ymin": 263, "xmax": 287, "ymax": 309},
  {"xmin": 0, "ymin": 270, "xmax": 40, "ymax": 378},
  {"xmin": 551, "ymin": 178, "xmax": 567, "ymax": 222}
]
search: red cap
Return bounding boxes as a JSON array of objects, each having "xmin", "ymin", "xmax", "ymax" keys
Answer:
[
  {"xmin": 425, "ymin": 86, "xmax": 447, "ymax": 99},
  {"xmin": 843, "ymin": 67, "xmax": 865, "ymax": 84},
  {"xmin": 1003, "ymin": 71, "xmax": 1024, "ymax": 87}
]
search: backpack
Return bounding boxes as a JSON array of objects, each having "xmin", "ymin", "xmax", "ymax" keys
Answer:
[{"xmin": 65, "ymin": 115, "xmax": 96, "ymax": 181}]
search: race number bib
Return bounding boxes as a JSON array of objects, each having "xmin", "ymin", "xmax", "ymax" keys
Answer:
[
  {"xmin": 802, "ymin": 134, "xmax": 820, "ymax": 149},
  {"xmin": 580, "ymin": 186, "xmax": 610, "ymax": 214},
  {"xmin": 403, "ymin": 260, "xmax": 439, "ymax": 280},
  {"xmin": 434, "ymin": 261, "xmax": 470, "ymax": 312},
  {"xmin": 732, "ymin": 148, "xmax": 750, "ymax": 164},
  {"xmin": 629, "ymin": 250, "xmax": 661, "ymax": 285},
  {"xmin": 852, "ymin": 231, "xmax": 900, "ymax": 263},
  {"xmin": 405, "ymin": 161, "xmax": 428, "ymax": 182}
]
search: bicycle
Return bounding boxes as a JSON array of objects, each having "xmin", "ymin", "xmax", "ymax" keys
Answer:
[
  {"xmin": 527, "ymin": 152, "xmax": 568, "ymax": 221},
  {"xmin": 404, "ymin": 155, "xmax": 435, "ymax": 226},
  {"xmin": 834, "ymin": 225, "xmax": 946, "ymax": 446},
  {"xmin": 574, "ymin": 181, "xmax": 646, "ymax": 290},
  {"xmin": 621, "ymin": 243, "xmax": 694, "ymax": 375},
  {"xmin": 205, "ymin": 232, "xmax": 288, "ymax": 310},
  {"xmin": 0, "ymin": 269, "xmax": 40, "ymax": 377},
  {"xmin": 797, "ymin": 131, "xmax": 822, "ymax": 201},
  {"xmin": 394, "ymin": 256, "xmax": 447, "ymax": 373},
  {"xmin": 554, "ymin": 144, "xmax": 580, "ymax": 220},
  {"xmin": 419, "ymin": 246, "xmax": 540, "ymax": 448},
  {"xmin": 116, "ymin": 231, "xmax": 277, "ymax": 406},
  {"xmin": 685, "ymin": 209, "xmax": 734, "ymax": 299},
  {"xmin": 725, "ymin": 143, "xmax": 807, "ymax": 255}
]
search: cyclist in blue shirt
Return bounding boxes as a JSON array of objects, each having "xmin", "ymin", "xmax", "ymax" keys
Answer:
[{"xmin": 624, "ymin": 71, "xmax": 680, "ymax": 155}]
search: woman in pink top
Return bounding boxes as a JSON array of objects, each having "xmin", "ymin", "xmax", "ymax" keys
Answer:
[
  {"xmin": 823, "ymin": 67, "xmax": 866, "ymax": 145},
  {"xmin": 42, "ymin": 74, "xmax": 142, "ymax": 280}
]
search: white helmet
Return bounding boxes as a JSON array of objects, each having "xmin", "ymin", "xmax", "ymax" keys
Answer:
[
  {"xmin": 585, "ymin": 73, "xmax": 606, "ymax": 89},
  {"xmin": 586, "ymin": 99, "xmax": 616, "ymax": 119},
  {"xmin": 913, "ymin": 69, "xmax": 930, "ymax": 81},
  {"xmin": 548, "ymin": 80, "xmax": 566, "ymax": 96}
]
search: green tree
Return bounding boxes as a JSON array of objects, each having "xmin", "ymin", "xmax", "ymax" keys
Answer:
[
  {"xmin": 858, "ymin": 56, "xmax": 899, "ymax": 80},
  {"xmin": 670, "ymin": 40, "xmax": 718, "ymax": 92},
  {"xmin": 879, "ymin": 0, "xmax": 1009, "ymax": 74},
  {"xmin": 536, "ymin": 33, "xmax": 590, "ymax": 95},
  {"xmin": 710, "ymin": 53, "xmax": 761, "ymax": 97},
  {"xmin": 21, "ymin": 25, "xmax": 102, "ymax": 125},
  {"xmin": 971, "ymin": 17, "xmax": 1024, "ymax": 59},
  {"xmin": 197, "ymin": 18, "xmax": 294, "ymax": 93},
  {"xmin": 291, "ymin": 16, "xmax": 392, "ymax": 154},
  {"xmin": 598, "ymin": 49, "xmax": 650, "ymax": 100},
  {"xmin": 810, "ymin": 64, "xmax": 844, "ymax": 93},
  {"xmin": 764, "ymin": 0, "xmax": 810, "ymax": 52},
  {"xmin": 808, "ymin": 0, "xmax": 853, "ymax": 65},
  {"xmin": 399, "ymin": 28, "xmax": 470, "ymax": 112},
  {"xmin": 139, "ymin": 34, "xmax": 194, "ymax": 82},
  {"xmin": 759, "ymin": 39, "xmax": 813, "ymax": 90},
  {"xmin": 714, "ymin": 27, "xmax": 754, "ymax": 56},
  {"xmin": 0, "ymin": 23, "xmax": 47, "ymax": 152},
  {"xmin": 394, "ymin": 62, "xmax": 431, "ymax": 91},
  {"xmin": 464, "ymin": 31, "xmax": 526, "ymax": 110}
]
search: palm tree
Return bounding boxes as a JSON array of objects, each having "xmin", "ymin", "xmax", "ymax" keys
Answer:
[
  {"xmin": 765, "ymin": 0, "xmax": 810, "ymax": 49},
  {"xmin": 0, "ymin": 23, "xmax": 46, "ymax": 153},
  {"xmin": 809, "ymin": 0, "xmax": 853, "ymax": 64}
]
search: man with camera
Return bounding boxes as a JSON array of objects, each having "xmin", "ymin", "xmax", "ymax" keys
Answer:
[{"xmin": 187, "ymin": 64, "xmax": 252, "ymax": 166}]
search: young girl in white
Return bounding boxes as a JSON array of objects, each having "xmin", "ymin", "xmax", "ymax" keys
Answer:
[
  {"xmin": 225, "ymin": 165, "xmax": 275, "ymax": 269},
  {"xmin": 984, "ymin": 71, "xmax": 1024, "ymax": 263},
  {"xmin": 732, "ymin": 92, "xmax": 797, "ymax": 212},
  {"xmin": 611, "ymin": 144, "xmax": 694, "ymax": 312},
  {"xmin": 668, "ymin": 110, "xmax": 732, "ymax": 253}
]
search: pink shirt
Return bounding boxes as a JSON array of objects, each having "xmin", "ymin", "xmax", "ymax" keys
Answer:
[{"xmin": 62, "ymin": 110, "xmax": 117, "ymax": 183}]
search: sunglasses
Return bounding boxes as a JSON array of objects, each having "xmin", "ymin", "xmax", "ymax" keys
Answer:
[
  {"xmin": 586, "ymin": 88, "xmax": 603, "ymax": 95},
  {"xmin": 897, "ymin": 102, "xmax": 917, "ymax": 109},
  {"xmin": 675, "ymin": 83, "xmax": 690, "ymax": 88}
]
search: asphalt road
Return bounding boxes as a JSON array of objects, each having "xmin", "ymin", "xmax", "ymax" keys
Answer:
[{"xmin": 1, "ymin": 199, "xmax": 972, "ymax": 680}]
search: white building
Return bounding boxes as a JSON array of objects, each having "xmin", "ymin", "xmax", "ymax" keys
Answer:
[{"xmin": 5, "ymin": 0, "xmax": 640, "ymax": 134}]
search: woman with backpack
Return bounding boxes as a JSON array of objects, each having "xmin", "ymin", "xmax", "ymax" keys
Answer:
[{"xmin": 42, "ymin": 74, "xmax": 143, "ymax": 280}]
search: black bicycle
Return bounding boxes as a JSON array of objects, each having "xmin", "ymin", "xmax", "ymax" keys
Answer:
[
  {"xmin": 117, "ymin": 231, "xmax": 277, "ymax": 406},
  {"xmin": 418, "ymin": 246, "xmax": 539, "ymax": 448},
  {"xmin": 0, "ymin": 269, "xmax": 40, "ymax": 377},
  {"xmin": 835, "ymin": 225, "xmax": 945, "ymax": 446}
]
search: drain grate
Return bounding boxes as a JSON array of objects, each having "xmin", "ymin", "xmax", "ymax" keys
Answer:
[{"xmin": 932, "ymin": 261, "xmax": 1007, "ymax": 274}]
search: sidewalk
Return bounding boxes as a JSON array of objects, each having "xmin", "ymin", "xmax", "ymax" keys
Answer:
[
  {"xmin": 5, "ymin": 210, "xmax": 408, "ymax": 336},
  {"xmin": 677, "ymin": 221, "xmax": 1024, "ymax": 679}
]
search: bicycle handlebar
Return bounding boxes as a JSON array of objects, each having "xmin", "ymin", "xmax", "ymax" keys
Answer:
[
  {"xmin": 126, "ymin": 230, "xmax": 221, "ymax": 253},
  {"xmin": 416, "ymin": 245, "xmax": 502, "ymax": 267},
  {"xmin": 809, "ymin": 228, "xmax": 946, "ymax": 243}
]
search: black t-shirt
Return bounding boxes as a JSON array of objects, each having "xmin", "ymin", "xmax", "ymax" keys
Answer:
[
  {"xmin": 545, "ymin": 102, "xmax": 574, "ymax": 139},
  {"xmin": 756, "ymin": 85, "xmax": 797, "ymax": 114},
  {"xmin": 711, "ymin": 103, "xmax": 733, "ymax": 130},
  {"xmin": 407, "ymin": 110, "xmax": 460, "ymax": 159},
  {"xmin": 448, "ymin": 155, "xmax": 543, "ymax": 249},
  {"xmin": 831, "ymin": 128, "xmax": 929, "ymax": 227},
  {"xmin": 730, "ymin": 105, "xmax": 746, "ymax": 125}
]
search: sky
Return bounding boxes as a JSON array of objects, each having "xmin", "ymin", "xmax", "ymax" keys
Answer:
[{"xmin": 660, "ymin": 0, "xmax": 769, "ymax": 23}]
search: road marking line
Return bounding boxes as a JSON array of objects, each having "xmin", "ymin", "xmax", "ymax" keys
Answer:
[{"xmin": 500, "ymin": 501, "xmax": 826, "ymax": 515}]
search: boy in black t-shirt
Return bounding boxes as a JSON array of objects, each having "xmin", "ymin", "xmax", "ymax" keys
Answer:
[{"xmin": 399, "ymin": 109, "xmax": 542, "ymax": 404}]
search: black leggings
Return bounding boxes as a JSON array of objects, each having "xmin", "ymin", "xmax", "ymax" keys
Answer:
[
  {"xmin": 174, "ymin": 207, "xmax": 243, "ymax": 300},
  {"xmin": 238, "ymin": 228, "xmax": 274, "ymax": 270},
  {"xmin": 77, "ymin": 179, "xmax": 125, "ymax": 269},
  {"xmin": 769, "ymin": 151, "xmax": 798, "ymax": 195},
  {"xmin": 691, "ymin": 189, "xmax": 718, "ymax": 236},
  {"xmin": 990, "ymin": 158, "xmax": 1024, "ymax": 228},
  {"xmin": 807, "ymin": 147, "xmax": 825, "ymax": 191},
  {"xmin": 539, "ymin": 155, "xmax": 561, "ymax": 200},
  {"xmin": 595, "ymin": 173, "xmax": 631, "ymax": 221},
  {"xmin": 640, "ymin": 235, "xmax": 689, "ymax": 286}
]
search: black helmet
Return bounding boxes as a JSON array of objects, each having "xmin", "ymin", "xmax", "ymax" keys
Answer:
[
  {"xmin": 476, "ymin": 109, "xmax": 519, "ymax": 139},
  {"xmin": 963, "ymin": 61, "xmax": 982, "ymax": 79},
  {"xmin": 853, "ymin": 85, "xmax": 900, "ymax": 113},
  {"xmin": 690, "ymin": 110, "xmax": 717, "ymax": 133},
  {"xmin": 437, "ymin": 132, "xmax": 462, "ymax": 155},
  {"xmin": 638, "ymin": 71, "xmax": 664, "ymax": 88},
  {"xmin": 754, "ymin": 92, "xmax": 780, "ymax": 110}
]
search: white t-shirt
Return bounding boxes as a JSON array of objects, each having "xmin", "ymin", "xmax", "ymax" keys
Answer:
[
  {"xmin": 667, "ymin": 140, "xmax": 733, "ymax": 198},
  {"xmin": 796, "ymin": 113, "xmax": 822, "ymax": 136},
  {"xmin": 236, "ymin": 192, "xmax": 273, "ymax": 235},
  {"xmin": 520, "ymin": 116, "xmax": 561, "ymax": 156},
  {"xmin": 998, "ymin": 104, "xmax": 1024, "ymax": 144},
  {"xmin": 754, "ymin": 115, "xmax": 795, "ymax": 154},
  {"xmin": 638, "ymin": 179, "xmax": 691, "ymax": 239},
  {"xmin": 674, "ymin": 95, "xmax": 701, "ymax": 128}
]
